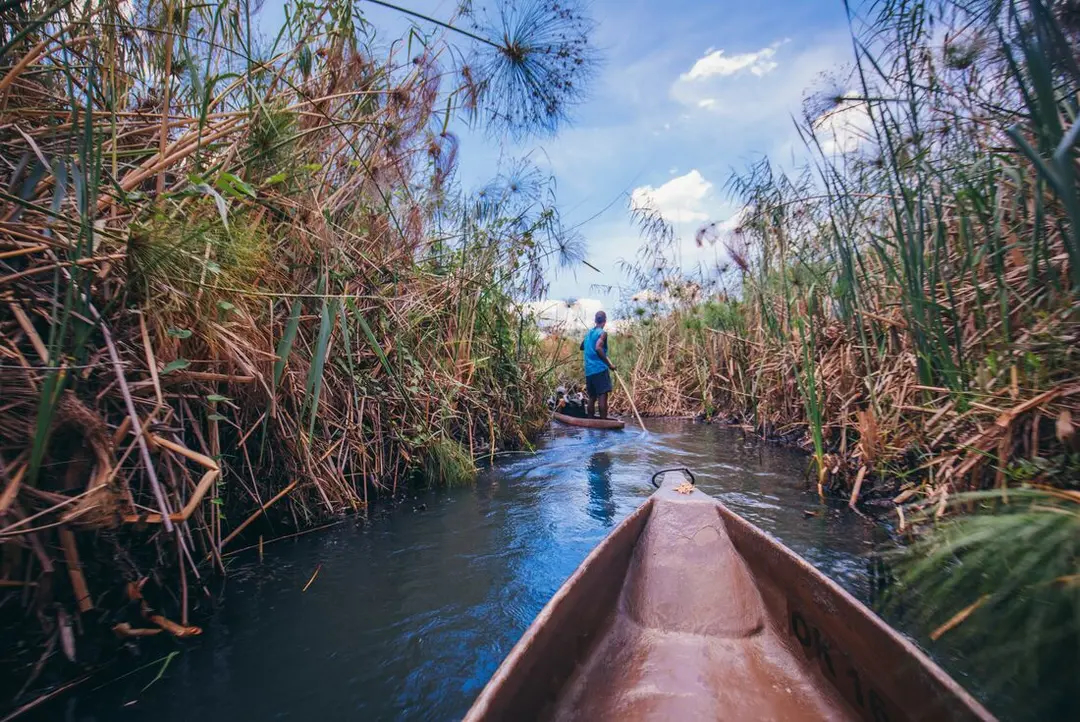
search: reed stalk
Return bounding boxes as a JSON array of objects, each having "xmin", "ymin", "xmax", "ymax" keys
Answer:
[
  {"xmin": 0, "ymin": 0, "xmax": 596, "ymax": 703},
  {"xmin": 600, "ymin": 3, "xmax": 1079, "ymax": 716}
]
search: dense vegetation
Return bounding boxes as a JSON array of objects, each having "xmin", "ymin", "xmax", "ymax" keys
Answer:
[
  {"xmin": 1, "ymin": 0, "xmax": 1076, "ymax": 716},
  {"xmin": 0, "ymin": 0, "xmax": 593, "ymax": 705},
  {"xmin": 615, "ymin": 0, "xmax": 1078, "ymax": 716}
]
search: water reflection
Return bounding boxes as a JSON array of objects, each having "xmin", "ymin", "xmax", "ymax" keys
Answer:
[
  {"xmin": 34, "ymin": 420, "xmax": 879, "ymax": 722},
  {"xmin": 585, "ymin": 452, "xmax": 615, "ymax": 526}
]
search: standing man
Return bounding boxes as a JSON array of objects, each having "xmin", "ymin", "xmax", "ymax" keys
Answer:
[{"xmin": 580, "ymin": 310, "xmax": 616, "ymax": 419}]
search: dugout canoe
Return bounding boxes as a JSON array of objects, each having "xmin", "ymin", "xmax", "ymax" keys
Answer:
[
  {"xmin": 552, "ymin": 412, "xmax": 625, "ymax": 430},
  {"xmin": 465, "ymin": 468, "xmax": 994, "ymax": 722}
]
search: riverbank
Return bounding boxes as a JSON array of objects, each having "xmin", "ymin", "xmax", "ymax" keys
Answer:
[
  {"xmin": 0, "ymin": 0, "xmax": 598, "ymax": 709},
  {"xmin": 604, "ymin": 0, "xmax": 1080, "ymax": 505},
  {"xmin": 11, "ymin": 421, "xmax": 894, "ymax": 721},
  {"xmin": 601, "ymin": 3, "xmax": 1080, "ymax": 715}
]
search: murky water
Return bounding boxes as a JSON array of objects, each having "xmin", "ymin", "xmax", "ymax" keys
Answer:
[{"xmin": 42, "ymin": 419, "xmax": 894, "ymax": 721}]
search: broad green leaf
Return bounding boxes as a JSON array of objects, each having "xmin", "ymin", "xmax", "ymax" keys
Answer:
[
  {"xmin": 273, "ymin": 299, "xmax": 303, "ymax": 388},
  {"xmin": 354, "ymin": 308, "xmax": 394, "ymax": 380},
  {"xmin": 189, "ymin": 179, "xmax": 230, "ymax": 230},
  {"xmin": 162, "ymin": 358, "xmax": 191, "ymax": 374},
  {"xmin": 216, "ymin": 171, "xmax": 256, "ymax": 199},
  {"xmin": 306, "ymin": 298, "xmax": 340, "ymax": 436}
]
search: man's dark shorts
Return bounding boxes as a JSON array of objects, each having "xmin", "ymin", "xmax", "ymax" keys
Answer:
[{"xmin": 585, "ymin": 369, "xmax": 612, "ymax": 398}]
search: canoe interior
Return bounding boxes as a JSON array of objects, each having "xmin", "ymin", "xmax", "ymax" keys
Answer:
[
  {"xmin": 465, "ymin": 471, "xmax": 994, "ymax": 722},
  {"xmin": 552, "ymin": 412, "xmax": 625, "ymax": 430}
]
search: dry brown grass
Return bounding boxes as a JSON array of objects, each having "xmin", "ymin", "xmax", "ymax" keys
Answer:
[
  {"xmin": 611, "ymin": 0, "xmax": 1080, "ymax": 504},
  {"xmin": 0, "ymin": 0, "xmax": 594, "ymax": 693}
]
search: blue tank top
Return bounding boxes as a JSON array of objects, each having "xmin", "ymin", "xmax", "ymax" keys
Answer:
[{"xmin": 583, "ymin": 326, "xmax": 608, "ymax": 376}]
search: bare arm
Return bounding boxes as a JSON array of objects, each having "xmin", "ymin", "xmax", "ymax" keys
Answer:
[{"xmin": 594, "ymin": 332, "xmax": 615, "ymax": 371}]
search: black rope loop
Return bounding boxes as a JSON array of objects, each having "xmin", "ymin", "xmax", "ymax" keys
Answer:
[{"xmin": 650, "ymin": 467, "xmax": 696, "ymax": 488}]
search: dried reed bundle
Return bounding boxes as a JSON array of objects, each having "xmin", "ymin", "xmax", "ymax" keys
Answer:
[{"xmin": 0, "ymin": 0, "xmax": 594, "ymax": 700}]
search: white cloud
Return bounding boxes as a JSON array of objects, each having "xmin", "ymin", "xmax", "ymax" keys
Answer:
[
  {"xmin": 523, "ymin": 298, "xmax": 608, "ymax": 334},
  {"xmin": 716, "ymin": 205, "xmax": 749, "ymax": 233},
  {"xmin": 682, "ymin": 45, "xmax": 780, "ymax": 81},
  {"xmin": 670, "ymin": 36, "xmax": 851, "ymax": 129},
  {"xmin": 630, "ymin": 170, "xmax": 714, "ymax": 224},
  {"xmin": 813, "ymin": 92, "xmax": 874, "ymax": 155},
  {"xmin": 515, "ymin": 24, "xmax": 856, "ymax": 307}
]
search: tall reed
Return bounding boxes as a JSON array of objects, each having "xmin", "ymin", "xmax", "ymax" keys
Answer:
[
  {"xmin": 614, "ymin": 1, "xmax": 1078, "ymax": 715},
  {"xmin": 619, "ymin": 0, "xmax": 1078, "ymax": 500},
  {"xmin": 0, "ymin": 0, "xmax": 595, "ymax": 703}
]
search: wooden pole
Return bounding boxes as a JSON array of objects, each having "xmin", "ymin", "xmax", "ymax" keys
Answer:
[{"xmin": 614, "ymin": 370, "xmax": 647, "ymax": 432}]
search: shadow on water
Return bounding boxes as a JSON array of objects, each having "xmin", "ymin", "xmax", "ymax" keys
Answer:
[
  {"xmin": 585, "ymin": 452, "xmax": 615, "ymax": 526},
  {"xmin": 30, "ymin": 419, "xmax": 904, "ymax": 722}
]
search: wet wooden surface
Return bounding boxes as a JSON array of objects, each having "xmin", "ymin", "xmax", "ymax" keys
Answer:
[{"xmin": 465, "ymin": 472, "xmax": 995, "ymax": 722}]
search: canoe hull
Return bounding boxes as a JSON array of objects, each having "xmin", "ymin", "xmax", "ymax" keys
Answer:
[
  {"xmin": 465, "ymin": 472, "xmax": 994, "ymax": 722},
  {"xmin": 552, "ymin": 412, "xmax": 625, "ymax": 430}
]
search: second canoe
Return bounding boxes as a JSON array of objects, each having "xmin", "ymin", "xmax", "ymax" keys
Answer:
[{"xmin": 552, "ymin": 412, "xmax": 625, "ymax": 430}]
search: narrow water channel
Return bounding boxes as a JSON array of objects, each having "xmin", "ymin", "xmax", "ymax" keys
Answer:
[{"xmin": 43, "ymin": 419, "xmax": 894, "ymax": 721}]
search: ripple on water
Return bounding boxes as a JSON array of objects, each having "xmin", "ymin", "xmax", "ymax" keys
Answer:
[{"xmin": 34, "ymin": 419, "xmax": 878, "ymax": 722}]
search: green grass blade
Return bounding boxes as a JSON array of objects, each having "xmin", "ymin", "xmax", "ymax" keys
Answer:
[{"xmin": 273, "ymin": 299, "xmax": 303, "ymax": 389}]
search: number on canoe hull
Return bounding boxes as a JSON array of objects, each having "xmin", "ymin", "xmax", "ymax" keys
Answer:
[{"xmin": 788, "ymin": 607, "xmax": 901, "ymax": 722}]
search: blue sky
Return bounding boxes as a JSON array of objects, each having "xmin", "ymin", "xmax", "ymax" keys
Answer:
[{"xmin": 257, "ymin": 0, "xmax": 856, "ymax": 306}]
